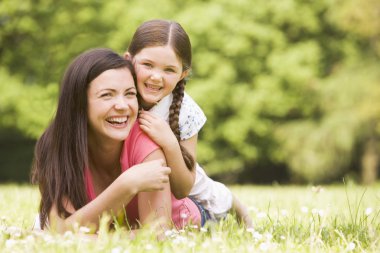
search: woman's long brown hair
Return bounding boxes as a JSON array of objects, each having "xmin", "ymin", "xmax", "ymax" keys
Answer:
[
  {"xmin": 128, "ymin": 19, "xmax": 195, "ymax": 171},
  {"xmin": 31, "ymin": 48, "xmax": 136, "ymax": 228}
]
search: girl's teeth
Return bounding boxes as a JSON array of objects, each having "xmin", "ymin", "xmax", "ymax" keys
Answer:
[{"xmin": 146, "ymin": 84, "xmax": 161, "ymax": 90}]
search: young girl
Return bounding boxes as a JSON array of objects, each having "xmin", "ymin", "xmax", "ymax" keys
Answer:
[
  {"xmin": 31, "ymin": 48, "xmax": 202, "ymax": 234},
  {"xmin": 125, "ymin": 19, "xmax": 253, "ymax": 227}
]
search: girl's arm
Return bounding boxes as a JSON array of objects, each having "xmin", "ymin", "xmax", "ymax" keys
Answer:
[
  {"xmin": 48, "ymin": 159, "xmax": 170, "ymax": 233},
  {"xmin": 137, "ymin": 149, "xmax": 172, "ymax": 235},
  {"xmin": 139, "ymin": 110, "xmax": 196, "ymax": 199}
]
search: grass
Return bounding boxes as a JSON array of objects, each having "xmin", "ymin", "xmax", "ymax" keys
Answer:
[{"xmin": 0, "ymin": 182, "xmax": 379, "ymax": 252}]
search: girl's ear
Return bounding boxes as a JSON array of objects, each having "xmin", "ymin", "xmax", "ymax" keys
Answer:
[
  {"xmin": 124, "ymin": 52, "xmax": 132, "ymax": 60},
  {"xmin": 180, "ymin": 69, "xmax": 190, "ymax": 80}
]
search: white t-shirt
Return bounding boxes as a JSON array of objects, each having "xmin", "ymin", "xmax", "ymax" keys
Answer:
[{"xmin": 150, "ymin": 92, "xmax": 233, "ymax": 219}]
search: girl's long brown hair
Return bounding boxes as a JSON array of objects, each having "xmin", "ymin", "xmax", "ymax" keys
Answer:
[
  {"xmin": 31, "ymin": 48, "xmax": 136, "ymax": 228},
  {"xmin": 128, "ymin": 19, "xmax": 195, "ymax": 171}
]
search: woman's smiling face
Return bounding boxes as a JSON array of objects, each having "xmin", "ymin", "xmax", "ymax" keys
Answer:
[{"xmin": 87, "ymin": 67, "xmax": 138, "ymax": 144}]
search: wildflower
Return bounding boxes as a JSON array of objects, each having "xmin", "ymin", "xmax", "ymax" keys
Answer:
[
  {"xmin": 79, "ymin": 226, "xmax": 91, "ymax": 234},
  {"xmin": 31, "ymin": 229, "xmax": 45, "ymax": 237},
  {"xmin": 318, "ymin": 209, "xmax": 325, "ymax": 217},
  {"xmin": 301, "ymin": 206, "xmax": 308, "ymax": 213},
  {"xmin": 173, "ymin": 235, "xmax": 187, "ymax": 244},
  {"xmin": 145, "ymin": 244, "xmax": 153, "ymax": 250},
  {"xmin": 280, "ymin": 235, "xmax": 286, "ymax": 240},
  {"xmin": 64, "ymin": 230, "xmax": 74, "ymax": 238},
  {"xmin": 253, "ymin": 231, "xmax": 263, "ymax": 240},
  {"xmin": 42, "ymin": 233, "xmax": 54, "ymax": 244},
  {"xmin": 26, "ymin": 235, "xmax": 35, "ymax": 243},
  {"xmin": 200, "ymin": 227, "xmax": 208, "ymax": 233},
  {"xmin": 202, "ymin": 241, "xmax": 210, "ymax": 248},
  {"xmin": 265, "ymin": 233, "xmax": 273, "ymax": 241},
  {"xmin": 259, "ymin": 242, "xmax": 270, "ymax": 251},
  {"xmin": 365, "ymin": 207, "xmax": 373, "ymax": 216},
  {"xmin": 280, "ymin": 209, "xmax": 288, "ymax": 216},
  {"xmin": 6, "ymin": 226, "xmax": 22, "ymax": 237},
  {"xmin": 211, "ymin": 235, "xmax": 223, "ymax": 242},
  {"xmin": 246, "ymin": 227, "xmax": 255, "ymax": 234},
  {"xmin": 111, "ymin": 246, "xmax": 123, "ymax": 253},
  {"xmin": 165, "ymin": 230, "xmax": 174, "ymax": 237},
  {"xmin": 346, "ymin": 242, "xmax": 355, "ymax": 251},
  {"xmin": 257, "ymin": 212, "xmax": 266, "ymax": 219},
  {"xmin": 5, "ymin": 239, "xmax": 17, "ymax": 248}
]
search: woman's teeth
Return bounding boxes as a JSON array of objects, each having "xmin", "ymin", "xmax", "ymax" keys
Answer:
[{"xmin": 107, "ymin": 116, "xmax": 128, "ymax": 124}]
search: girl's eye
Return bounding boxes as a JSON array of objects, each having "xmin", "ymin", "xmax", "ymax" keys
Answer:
[
  {"xmin": 165, "ymin": 68, "xmax": 176, "ymax": 73},
  {"xmin": 142, "ymin": 62, "xmax": 152, "ymax": 68}
]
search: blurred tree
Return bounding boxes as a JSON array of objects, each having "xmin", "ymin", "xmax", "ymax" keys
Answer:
[
  {"xmin": 276, "ymin": 63, "xmax": 380, "ymax": 183},
  {"xmin": 271, "ymin": 0, "xmax": 380, "ymax": 183},
  {"xmin": 0, "ymin": 0, "xmax": 112, "ymax": 85}
]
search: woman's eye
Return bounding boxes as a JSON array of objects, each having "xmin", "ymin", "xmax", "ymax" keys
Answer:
[
  {"xmin": 100, "ymin": 93, "xmax": 112, "ymax": 98},
  {"xmin": 142, "ymin": 63, "xmax": 152, "ymax": 68},
  {"xmin": 165, "ymin": 68, "xmax": 175, "ymax": 73}
]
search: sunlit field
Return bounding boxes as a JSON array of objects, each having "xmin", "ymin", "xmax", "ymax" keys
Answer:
[{"xmin": 0, "ymin": 183, "xmax": 379, "ymax": 252}]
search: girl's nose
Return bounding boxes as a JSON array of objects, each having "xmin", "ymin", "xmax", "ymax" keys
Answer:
[{"xmin": 150, "ymin": 70, "xmax": 162, "ymax": 81}]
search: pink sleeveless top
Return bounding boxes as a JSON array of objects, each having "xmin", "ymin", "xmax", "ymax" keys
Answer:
[{"xmin": 84, "ymin": 122, "xmax": 201, "ymax": 228}]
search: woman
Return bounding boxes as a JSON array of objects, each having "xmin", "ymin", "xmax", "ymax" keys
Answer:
[{"xmin": 31, "ymin": 48, "xmax": 201, "ymax": 235}]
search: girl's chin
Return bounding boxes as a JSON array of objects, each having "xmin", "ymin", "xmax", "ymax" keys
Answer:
[{"xmin": 141, "ymin": 99, "xmax": 159, "ymax": 109}]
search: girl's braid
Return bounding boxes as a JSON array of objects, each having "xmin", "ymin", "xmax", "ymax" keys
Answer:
[{"xmin": 169, "ymin": 80, "xmax": 195, "ymax": 171}]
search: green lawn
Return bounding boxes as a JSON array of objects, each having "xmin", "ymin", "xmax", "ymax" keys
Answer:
[{"xmin": 0, "ymin": 183, "xmax": 379, "ymax": 252}]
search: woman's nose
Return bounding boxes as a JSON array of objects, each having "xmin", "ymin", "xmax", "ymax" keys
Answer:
[{"xmin": 114, "ymin": 96, "xmax": 129, "ymax": 110}]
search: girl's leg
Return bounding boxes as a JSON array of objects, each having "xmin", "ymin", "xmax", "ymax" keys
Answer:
[{"xmin": 232, "ymin": 195, "xmax": 253, "ymax": 228}]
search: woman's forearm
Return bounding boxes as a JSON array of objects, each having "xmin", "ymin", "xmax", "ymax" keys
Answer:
[
  {"xmin": 138, "ymin": 183, "xmax": 172, "ymax": 236},
  {"xmin": 50, "ymin": 173, "xmax": 139, "ymax": 233},
  {"xmin": 49, "ymin": 159, "xmax": 170, "ymax": 233}
]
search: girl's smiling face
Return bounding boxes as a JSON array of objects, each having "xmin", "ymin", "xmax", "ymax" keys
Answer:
[
  {"xmin": 132, "ymin": 45, "xmax": 188, "ymax": 109},
  {"xmin": 87, "ymin": 68, "xmax": 138, "ymax": 144}
]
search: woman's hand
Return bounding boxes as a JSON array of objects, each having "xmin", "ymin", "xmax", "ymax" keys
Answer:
[
  {"xmin": 138, "ymin": 110, "xmax": 178, "ymax": 149},
  {"xmin": 123, "ymin": 159, "xmax": 171, "ymax": 192}
]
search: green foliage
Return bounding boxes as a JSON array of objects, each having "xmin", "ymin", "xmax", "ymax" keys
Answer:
[
  {"xmin": 275, "ymin": 62, "xmax": 380, "ymax": 183},
  {"xmin": 0, "ymin": 68, "xmax": 57, "ymax": 138},
  {"xmin": 0, "ymin": 0, "xmax": 113, "ymax": 85},
  {"xmin": 1, "ymin": 0, "xmax": 379, "ymax": 182}
]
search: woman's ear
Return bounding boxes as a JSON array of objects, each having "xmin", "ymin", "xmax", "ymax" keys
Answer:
[{"xmin": 124, "ymin": 52, "xmax": 132, "ymax": 60}]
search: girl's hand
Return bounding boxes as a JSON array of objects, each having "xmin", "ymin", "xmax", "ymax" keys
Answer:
[
  {"xmin": 138, "ymin": 110, "xmax": 178, "ymax": 149},
  {"xmin": 123, "ymin": 159, "xmax": 171, "ymax": 192}
]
